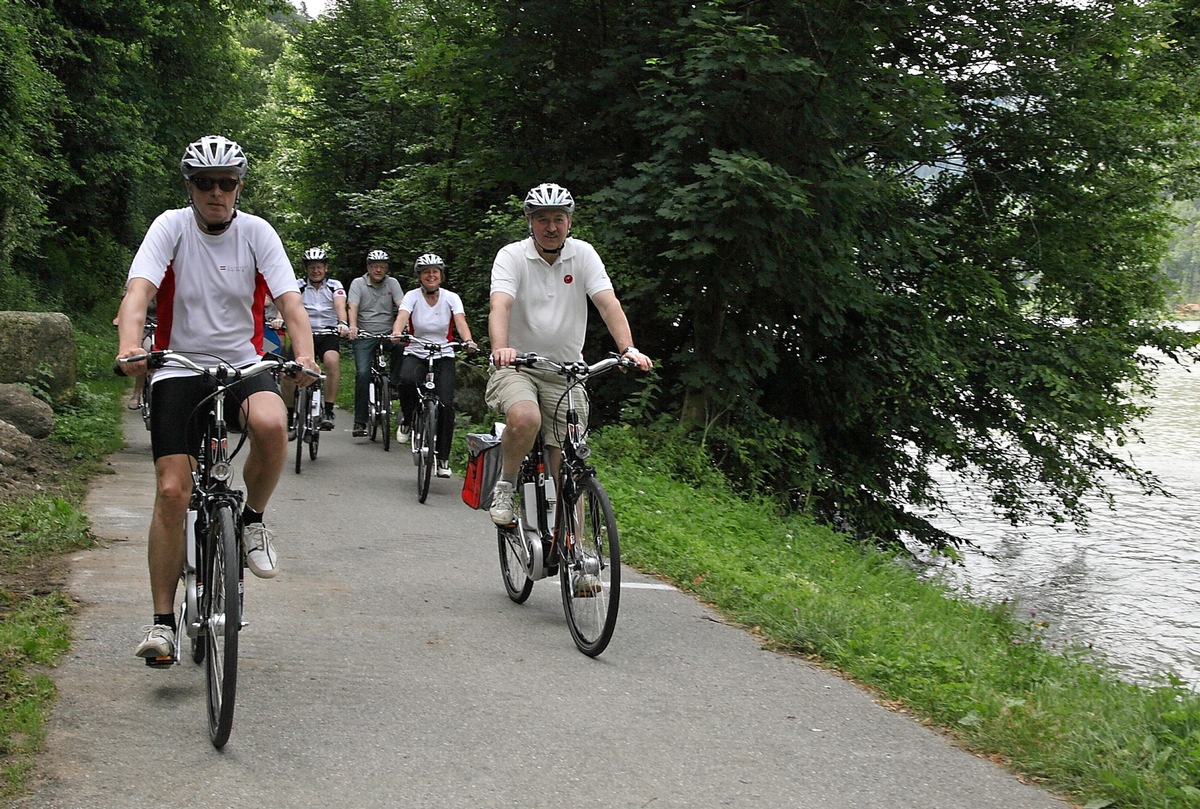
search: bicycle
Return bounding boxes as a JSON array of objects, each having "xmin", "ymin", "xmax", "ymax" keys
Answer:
[
  {"xmin": 357, "ymin": 331, "xmax": 396, "ymax": 450},
  {"xmin": 399, "ymin": 334, "xmax": 472, "ymax": 503},
  {"xmin": 291, "ymin": 326, "xmax": 339, "ymax": 474},
  {"xmin": 116, "ymin": 349, "xmax": 313, "ymax": 747},
  {"xmin": 495, "ymin": 352, "xmax": 638, "ymax": 657}
]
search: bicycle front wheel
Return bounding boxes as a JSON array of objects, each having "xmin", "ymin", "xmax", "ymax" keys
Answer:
[
  {"xmin": 382, "ymin": 395, "xmax": 392, "ymax": 452},
  {"xmin": 368, "ymin": 378, "xmax": 380, "ymax": 442},
  {"xmin": 309, "ymin": 427, "xmax": 319, "ymax": 460},
  {"xmin": 416, "ymin": 402, "xmax": 437, "ymax": 503},
  {"xmin": 204, "ymin": 504, "xmax": 241, "ymax": 747},
  {"xmin": 560, "ymin": 476, "xmax": 621, "ymax": 657}
]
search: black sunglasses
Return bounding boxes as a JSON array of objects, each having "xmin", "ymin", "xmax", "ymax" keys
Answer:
[{"xmin": 189, "ymin": 176, "xmax": 240, "ymax": 192}]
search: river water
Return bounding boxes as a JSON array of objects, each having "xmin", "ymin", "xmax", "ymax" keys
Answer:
[{"xmin": 928, "ymin": 328, "xmax": 1200, "ymax": 687}]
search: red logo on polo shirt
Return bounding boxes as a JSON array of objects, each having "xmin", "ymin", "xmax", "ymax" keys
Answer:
[{"xmin": 564, "ymin": 275, "xmax": 574, "ymax": 284}]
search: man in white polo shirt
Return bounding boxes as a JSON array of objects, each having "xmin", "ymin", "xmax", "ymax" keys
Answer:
[
  {"xmin": 115, "ymin": 134, "xmax": 319, "ymax": 666},
  {"xmin": 486, "ymin": 183, "xmax": 653, "ymax": 536}
]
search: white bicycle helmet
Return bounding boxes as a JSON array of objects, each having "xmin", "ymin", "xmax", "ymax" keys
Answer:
[
  {"xmin": 180, "ymin": 135, "xmax": 247, "ymax": 179},
  {"xmin": 366, "ymin": 249, "xmax": 390, "ymax": 263},
  {"xmin": 303, "ymin": 247, "xmax": 328, "ymax": 263},
  {"xmin": 523, "ymin": 183, "xmax": 574, "ymax": 215},
  {"xmin": 413, "ymin": 253, "xmax": 444, "ymax": 273}
]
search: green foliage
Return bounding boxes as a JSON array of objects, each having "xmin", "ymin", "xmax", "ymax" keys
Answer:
[{"xmin": 50, "ymin": 384, "xmax": 125, "ymax": 462}]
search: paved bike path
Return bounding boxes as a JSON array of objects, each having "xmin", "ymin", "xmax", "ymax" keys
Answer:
[{"xmin": 19, "ymin": 411, "xmax": 1070, "ymax": 808}]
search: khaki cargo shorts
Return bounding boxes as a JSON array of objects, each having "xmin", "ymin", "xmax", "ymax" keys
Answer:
[{"xmin": 485, "ymin": 365, "xmax": 589, "ymax": 448}]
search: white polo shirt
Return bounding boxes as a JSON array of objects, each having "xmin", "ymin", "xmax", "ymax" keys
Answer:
[{"xmin": 490, "ymin": 237, "xmax": 613, "ymax": 363}]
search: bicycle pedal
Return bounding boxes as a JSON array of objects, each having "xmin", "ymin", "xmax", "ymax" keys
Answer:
[{"xmin": 144, "ymin": 656, "xmax": 175, "ymax": 668}]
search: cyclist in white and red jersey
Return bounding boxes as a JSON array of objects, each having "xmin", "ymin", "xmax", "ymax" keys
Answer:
[{"xmin": 115, "ymin": 134, "xmax": 319, "ymax": 666}]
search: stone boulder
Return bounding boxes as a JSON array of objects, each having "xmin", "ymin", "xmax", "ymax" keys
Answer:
[
  {"xmin": 0, "ymin": 384, "xmax": 54, "ymax": 438},
  {"xmin": 0, "ymin": 311, "xmax": 76, "ymax": 396},
  {"xmin": 0, "ymin": 418, "xmax": 34, "ymax": 457}
]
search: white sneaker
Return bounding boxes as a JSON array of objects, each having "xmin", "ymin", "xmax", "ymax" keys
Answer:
[
  {"xmin": 396, "ymin": 424, "xmax": 411, "ymax": 444},
  {"xmin": 436, "ymin": 460, "xmax": 452, "ymax": 478},
  {"xmin": 489, "ymin": 481, "xmax": 516, "ymax": 525},
  {"xmin": 135, "ymin": 624, "xmax": 175, "ymax": 663},
  {"xmin": 244, "ymin": 523, "xmax": 279, "ymax": 578}
]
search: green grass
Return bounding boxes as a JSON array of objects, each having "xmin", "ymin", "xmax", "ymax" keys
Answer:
[
  {"xmin": 592, "ymin": 425, "xmax": 1200, "ymax": 809},
  {"xmin": 0, "ymin": 319, "xmax": 124, "ymax": 801}
]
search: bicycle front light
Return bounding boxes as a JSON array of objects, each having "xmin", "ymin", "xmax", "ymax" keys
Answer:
[{"xmin": 212, "ymin": 461, "xmax": 233, "ymax": 482}]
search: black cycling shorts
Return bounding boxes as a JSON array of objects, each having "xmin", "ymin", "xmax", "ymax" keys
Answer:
[
  {"xmin": 149, "ymin": 372, "xmax": 282, "ymax": 460},
  {"xmin": 282, "ymin": 333, "xmax": 340, "ymax": 360}
]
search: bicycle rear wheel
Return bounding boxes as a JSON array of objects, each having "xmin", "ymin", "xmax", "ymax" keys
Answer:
[
  {"xmin": 294, "ymin": 388, "xmax": 308, "ymax": 474},
  {"xmin": 560, "ymin": 477, "xmax": 620, "ymax": 657},
  {"xmin": 498, "ymin": 480, "xmax": 534, "ymax": 603},
  {"xmin": 416, "ymin": 401, "xmax": 437, "ymax": 503},
  {"xmin": 204, "ymin": 504, "xmax": 241, "ymax": 748}
]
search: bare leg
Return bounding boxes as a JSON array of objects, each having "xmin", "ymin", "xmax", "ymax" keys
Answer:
[
  {"xmin": 500, "ymin": 400, "xmax": 541, "ymax": 477},
  {"xmin": 148, "ymin": 454, "xmax": 194, "ymax": 614},
  {"xmin": 241, "ymin": 390, "xmax": 288, "ymax": 512}
]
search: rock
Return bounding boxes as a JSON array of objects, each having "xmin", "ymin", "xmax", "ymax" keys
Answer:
[
  {"xmin": 0, "ymin": 384, "xmax": 55, "ymax": 438},
  {"xmin": 0, "ymin": 418, "xmax": 35, "ymax": 456},
  {"xmin": 0, "ymin": 311, "xmax": 76, "ymax": 396}
]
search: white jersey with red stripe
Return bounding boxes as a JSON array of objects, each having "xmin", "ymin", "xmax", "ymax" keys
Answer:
[{"xmin": 127, "ymin": 208, "xmax": 296, "ymax": 381}]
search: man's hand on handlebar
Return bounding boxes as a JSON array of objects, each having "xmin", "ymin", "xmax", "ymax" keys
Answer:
[
  {"xmin": 115, "ymin": 347, "xmax": 150, "ymax": 377},
  {"xmin": 622, "ymin": 347, "xmax": 653, "ymax": 372},
  {"xmin": 491, "ymin": 347, "xmax": 518, "ymax": 367},
  {"xmin": 290, "ymin": 355, "xmax": 322, "ymax": 386}
]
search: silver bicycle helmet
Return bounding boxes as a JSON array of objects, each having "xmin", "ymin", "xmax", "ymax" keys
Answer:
[
  {"xmin": 523, "ymin": 183, "xmax": 574, "ymax": 215},
  {"xmin": 413, "ymin": 253, "xmax": 444, "ymax": 273},
  {"xmin": 180, "ymin": 135, "xmax": 247, "ymax": 179},
  {"xmin": 303, "ymin": 247, "xmax": 328, "ymax": 263},
  {"xmin": 366, "ymin": 249, "xmax": 390, "ymax": 263}
]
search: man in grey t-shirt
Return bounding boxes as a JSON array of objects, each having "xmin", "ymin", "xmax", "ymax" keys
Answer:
[{"xmin": 348, "ymin": 249, "xmax": 405, "ymax": 436}]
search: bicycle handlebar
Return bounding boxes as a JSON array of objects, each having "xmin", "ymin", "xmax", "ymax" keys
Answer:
[
  {"xmin": 115, "ymin": 350, "xmax": 323, "ymax": 381},
  {"xmin": 399, "ymin": 334, "xmax": 476, "ymax": 355},
  {"xmin": 507, "ymin": 352, "xmax": 636, "ymax": 378}
]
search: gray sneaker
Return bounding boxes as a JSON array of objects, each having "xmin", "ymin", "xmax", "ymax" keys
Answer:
[
  {"xmin": 489, "ymin": 481, "xmax": 516, "ymax": 525},
  {"xmin": 135, "ymin": 624, "xmax": 176, "ymax": 665},
  {"xmin": 244, "ymin": 523, "xmax": 279, "ymax": 578}
]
